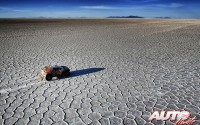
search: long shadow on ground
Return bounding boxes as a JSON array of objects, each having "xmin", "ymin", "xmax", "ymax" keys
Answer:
[
  {"xmin": 69, "ymin": 68, "xmax": 105, "ymax": 77},
  {"xmin": 53, "ymin": 68, "xmax": 105, "ymax": 81}
]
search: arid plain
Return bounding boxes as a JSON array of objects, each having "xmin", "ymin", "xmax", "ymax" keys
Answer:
[{"xmin": 0, "ymin": 19, "xmax": 200, "ymax": 125}]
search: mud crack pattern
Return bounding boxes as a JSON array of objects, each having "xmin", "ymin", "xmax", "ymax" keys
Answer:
[{"xmin": 0, "ymin": 19, "xmax": 200, "ymax": 125}]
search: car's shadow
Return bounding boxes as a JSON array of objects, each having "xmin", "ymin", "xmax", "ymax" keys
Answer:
[
  {"xmin": 54, "ymin": 67, "xmax": 105, "ymax": 80},
  {"xmin": 70, "ymin": 68, "xmax": 105, "ymax": 77}
]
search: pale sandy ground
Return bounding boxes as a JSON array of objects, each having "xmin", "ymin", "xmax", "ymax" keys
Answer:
[{"xmin": 0, "ymin": 19, "xmax": 200, "ymax": 125}]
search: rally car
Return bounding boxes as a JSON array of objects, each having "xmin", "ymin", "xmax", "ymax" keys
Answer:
[{"xmin": 39, "ymin": 65, "xmax": 70, "ymax": 81}]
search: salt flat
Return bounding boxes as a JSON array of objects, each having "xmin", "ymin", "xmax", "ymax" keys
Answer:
[{"xmin": 0, "ymin": 19, "xmax": 200, "ymax": 125}]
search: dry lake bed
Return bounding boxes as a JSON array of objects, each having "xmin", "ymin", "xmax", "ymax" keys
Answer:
[{"xmin": 0, "ymin": 19, "xmax": 200, "ymax": 125}]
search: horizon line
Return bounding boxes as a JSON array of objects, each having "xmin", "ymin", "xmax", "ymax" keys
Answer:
[{"xmin": 0, "ymin": 16, "xmax": 199, "ymax": 19}]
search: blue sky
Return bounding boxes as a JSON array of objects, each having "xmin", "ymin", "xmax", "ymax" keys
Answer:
[{"xmin": 0, "ymin": 0, "xmax": 200, "ymax": 18}]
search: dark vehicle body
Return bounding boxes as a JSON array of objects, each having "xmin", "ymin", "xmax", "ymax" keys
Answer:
[{"xmin": 39, "ymin": 65, "xmax": 70, "ymax": 81}]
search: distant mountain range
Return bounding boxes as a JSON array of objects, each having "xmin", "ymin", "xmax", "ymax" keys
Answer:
[
  {"xmin": 107, "ymin": 15, "xmax": 144, "ymax": 18},
  {"xmin": 155, "ymin": 17, "xmax": 171, "ymax": 19}
]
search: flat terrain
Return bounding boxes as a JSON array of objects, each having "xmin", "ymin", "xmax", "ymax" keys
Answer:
[{"xmin": 0, "ymin": 19, "xmax": 200, "ymax": 125}]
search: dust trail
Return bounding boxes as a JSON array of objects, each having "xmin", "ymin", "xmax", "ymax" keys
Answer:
[{"xmin": 0, "ymin": 77, "xmax": 45, "ymax": 94}]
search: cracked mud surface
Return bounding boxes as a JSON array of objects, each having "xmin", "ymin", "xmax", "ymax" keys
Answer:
[{"xmin": 0, "ymin": 19, "xmax": 200, "ymax": 125}]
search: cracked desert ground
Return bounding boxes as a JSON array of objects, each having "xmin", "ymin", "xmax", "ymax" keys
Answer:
[{"xmin": 0, "ymin": 19, "xmax": 200, "ymax": 125}]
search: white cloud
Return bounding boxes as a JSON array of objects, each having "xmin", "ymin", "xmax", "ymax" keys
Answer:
[
  {"xmin": 143, "ymin": 0, "xmax": 158, "ymax": 3},
  {"xmin": 80, "ymin": 3, "xmax": 184, "ymax": 10},
  {"xmin": 0, "ymin": 7, "xmax": 10, "ymax": 10},
  {"xmin": 156, "ymin": 3, "xmax": 184, "ymax": 8},
  {"xmin": 80, "ymin": 6, "xmax": 117, "ymax": 9},
  {"xmin": 0, "ymin": 6, "xmax": 30, "ymax": 12},
  {"xmin": 169, "ymin": 3, "xmax": 184, "ymax": 8}
]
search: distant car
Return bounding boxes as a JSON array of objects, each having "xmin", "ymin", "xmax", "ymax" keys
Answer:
[{"xmin": 39, "ymin": 65, "xmax": 70, "ymax": 81}]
